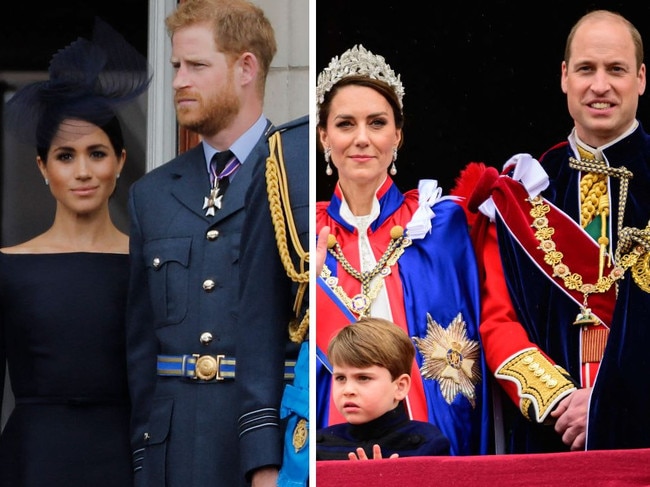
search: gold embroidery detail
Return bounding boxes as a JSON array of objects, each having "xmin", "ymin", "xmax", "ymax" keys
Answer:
[
  {"xmin": 496, "ymin": 349, "xmax": 576, "ymax": 423},
  {"xmin": 413, "ymin": 313, "xmax": 481, "ymax": 408}
]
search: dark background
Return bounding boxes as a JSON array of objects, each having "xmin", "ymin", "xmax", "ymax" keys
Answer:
[
  {"xmin": 315, "ymin": 1, "xmax": 650, "ymax": 201},
  {"xmin": 0, "ymin": 1, "xmax": 148, "ymax": 69}
]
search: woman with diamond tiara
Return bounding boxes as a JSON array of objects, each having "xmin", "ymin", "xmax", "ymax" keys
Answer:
[
  {"xmin": 0, "ymin": 18, "xmax": 150, "ymax": 486},
  {"xmin": 315, "ymin": 44, "xmax": 492, "ymax": 455}
]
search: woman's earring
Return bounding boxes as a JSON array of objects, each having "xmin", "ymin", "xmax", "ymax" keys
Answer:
[
  {"xmin": 324, "ymin": 147, "xmax": 333, "ymax": 176},
  {"xmin": 116, "ymin": 173, "xmax": 121, "ymax": 179},
  {"xmin": 389, "ymin": 147, "xmax": 397, "ymax": 175},
  {"xmin": 44, "ymin": 178, "xmax": 49, "ymax": 186}
]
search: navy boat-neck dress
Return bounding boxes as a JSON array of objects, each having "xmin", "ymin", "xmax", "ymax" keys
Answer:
[{"xmin": 0, "ymin": 252, "xmax": 133, "ymax": 487}]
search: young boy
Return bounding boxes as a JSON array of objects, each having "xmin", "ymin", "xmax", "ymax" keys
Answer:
[{"xmin": 316, "ymin": 317, "xmax": 450, "ymax": 460}]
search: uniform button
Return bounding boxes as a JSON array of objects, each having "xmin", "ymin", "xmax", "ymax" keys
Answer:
[
  {"xmin": 203, "ymin": 279, "xmax": 216, "ymax": 291},
  {"xmin": 206, "ymin": 229, "xmax": 220, "ymax": 240},
  {"xmin": 152, "ymin": 257, "xmax": 161, "ymax": 269},
  {"xmin": 200, "ymin": 332, "xmax": 213, "ymax": 345}
]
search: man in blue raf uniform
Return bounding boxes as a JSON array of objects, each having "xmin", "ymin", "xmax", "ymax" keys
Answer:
[
  {"xmin": 124, "ymin": 1, "xmax": 295, "ymax": 486},
  {"xmin": 237, "ymin": 114, "xmax": 310, "ymax": 487}
]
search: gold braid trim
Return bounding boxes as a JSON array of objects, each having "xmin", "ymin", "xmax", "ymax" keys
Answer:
[
  {"xmin": 495, "ymin": 349, "xmax": 576, "ymax": 424},
  {"xmin": 576, "ymin": 145, "xmax": 608, "ymax": 228},
  {"xmin": 266, "ymin": 130, "xmax": 309, "ymax": 343}
]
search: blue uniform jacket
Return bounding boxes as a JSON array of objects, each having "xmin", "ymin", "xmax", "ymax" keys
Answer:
[
  {"xmin": 236, "ymin": 116, "xmax": 309, "ymax": 484},
  {"xmin": 126, "ymin": 120, "xmax": 275, "ymax": 486}
]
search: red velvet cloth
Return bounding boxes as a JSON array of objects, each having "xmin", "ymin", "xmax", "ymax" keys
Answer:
[{"xmin": 316, "ymin": 449, "xmax": 650, "ymax": 486}]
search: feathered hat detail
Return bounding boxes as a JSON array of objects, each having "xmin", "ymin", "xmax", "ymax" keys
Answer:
[{"xmin": 5, "ymin": 17, "xmax": 152, "ymax": 149}]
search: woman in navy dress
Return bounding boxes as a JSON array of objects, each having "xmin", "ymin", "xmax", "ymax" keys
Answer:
[{"xmin": 0, "ymin": 18, "xmax": 150, "ymax": 486}]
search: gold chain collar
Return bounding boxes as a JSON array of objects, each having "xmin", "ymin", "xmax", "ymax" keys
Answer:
[
  {"xmin": 321, "ymin": 225, "xmax": 411, "ymax": 318},
  {"xmin": 528, "ymin": 162, "xmax": 650, "ymax": 324},
  {"xmin": 529, "ymin": 195, "xmax": 641, "ymax": 307}
]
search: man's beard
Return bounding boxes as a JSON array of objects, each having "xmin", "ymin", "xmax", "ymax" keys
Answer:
[{"xmin": 176, "ymin": 80, "xmax": 240, "ymax": 137}]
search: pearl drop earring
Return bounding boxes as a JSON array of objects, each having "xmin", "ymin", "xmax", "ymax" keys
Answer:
[
  {"xmin": 389, "ymin": 147, "xmax": 398, "ymax": 175},
  {"xmin": 324, "ymin": 147, "xmax": 333, "ymax": 176}
]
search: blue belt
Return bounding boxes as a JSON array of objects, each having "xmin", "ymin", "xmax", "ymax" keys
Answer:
[{"xmin": 157, "ymin": 354, "xmax": 295, "ymax": 381}]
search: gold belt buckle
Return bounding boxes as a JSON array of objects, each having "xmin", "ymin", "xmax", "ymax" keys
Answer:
[{"xmin": 193, "ymin": 354, "xmax": 225, "ymax": 381}]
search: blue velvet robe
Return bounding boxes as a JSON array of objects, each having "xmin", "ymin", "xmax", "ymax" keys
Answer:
[{"xmin": 495, "ymin": 125, "xmax": 650, "ymax": 451}]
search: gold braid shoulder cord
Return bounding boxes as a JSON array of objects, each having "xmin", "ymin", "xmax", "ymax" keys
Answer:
[{"xmin": 265, "ymin": 130, "xmax": 309, "ymax": 343}]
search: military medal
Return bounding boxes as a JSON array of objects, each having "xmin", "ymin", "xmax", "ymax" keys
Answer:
[
  {"xmin": 203, "ymin": 183, "xmax": 224, "ymax": 216},
  {"xmin": 203, "ymin": 155, "xmax": 240, "ymax": 216}
]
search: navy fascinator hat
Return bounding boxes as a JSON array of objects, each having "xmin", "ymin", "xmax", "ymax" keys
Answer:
[{"xmin": 5, "ymin": 17, "xmax": 152, "ymax": 150}]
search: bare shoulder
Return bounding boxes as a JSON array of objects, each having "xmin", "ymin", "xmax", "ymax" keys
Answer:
[
  {"xmin": 0, "ymin": 237, "xmax": 43, "ymax": 254},
  {"xmin": 1, "ymin": 231, "xmax": 129, "ymax": 254}
]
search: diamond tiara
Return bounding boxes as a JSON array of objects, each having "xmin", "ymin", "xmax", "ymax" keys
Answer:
[{"xmin": 316, "ymin": 44, "xmax": 404, "ymax": 123}]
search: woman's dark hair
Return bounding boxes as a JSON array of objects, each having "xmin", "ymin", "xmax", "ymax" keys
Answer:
[
  {"xmin": 317, "ymin": 76, "xmax": 404, "ymax": 130},
  {"xmin": 36, "ymin": 113, "xmax": 125, "ymax": 162}
]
